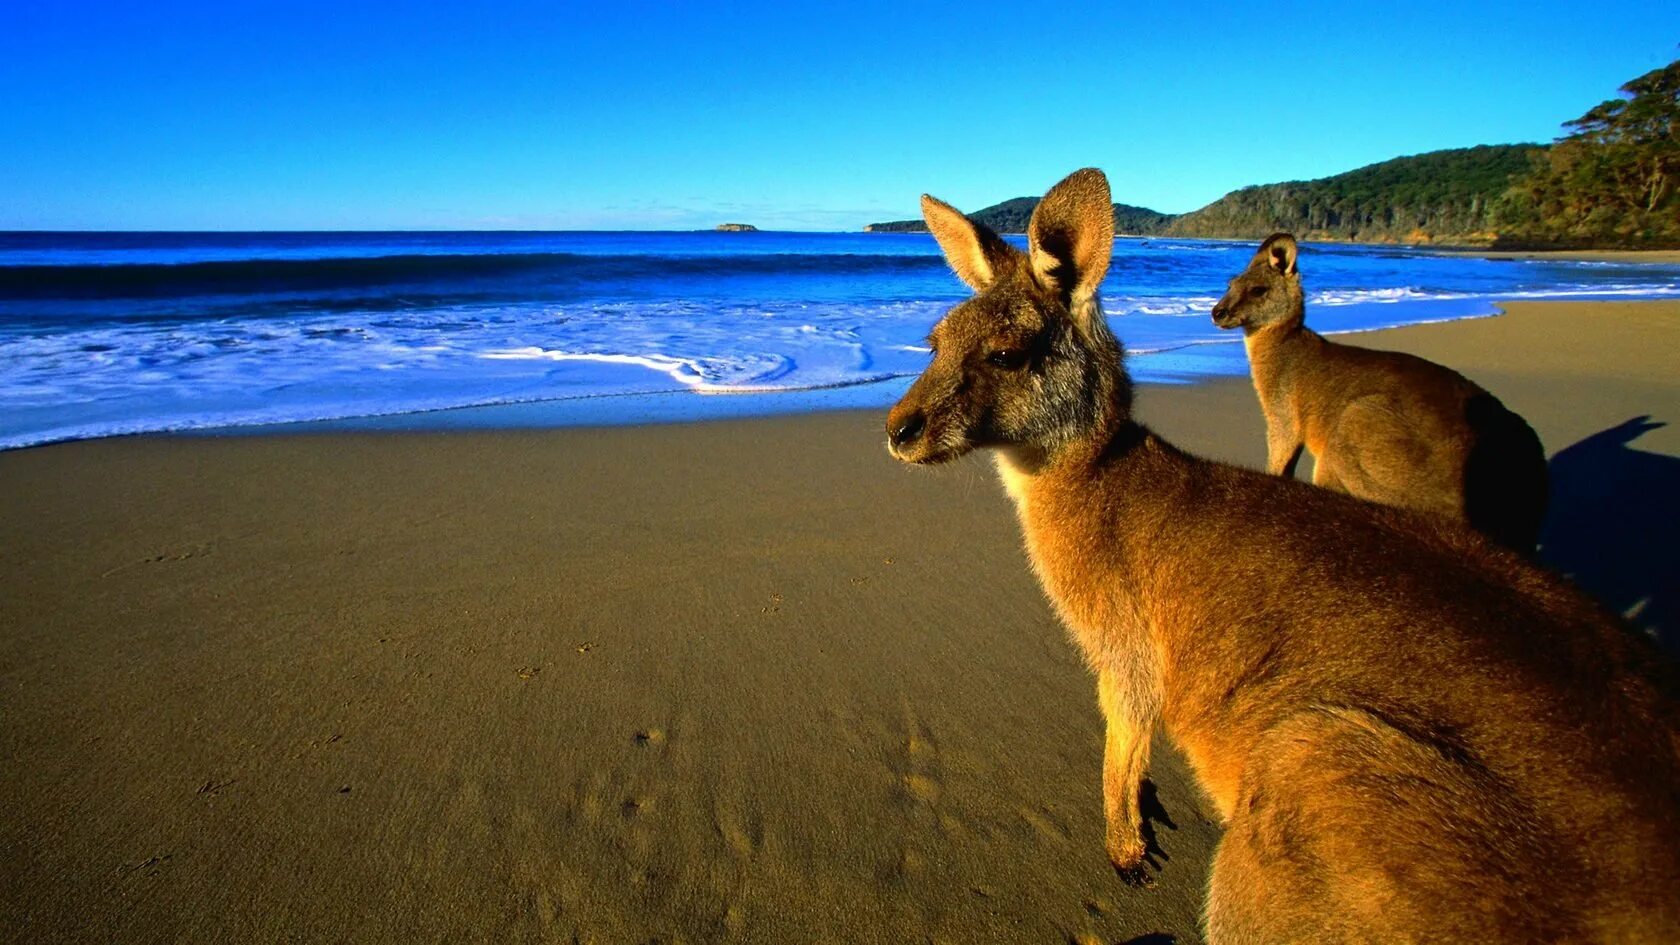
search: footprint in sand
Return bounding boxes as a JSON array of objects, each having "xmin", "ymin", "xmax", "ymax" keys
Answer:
[
  {"xmin": 876, "ymin": 702, "xmax": 954, "ymax": 887},
  {"xmin": 897, "ymin": 709, "xmax": 945, "ymax": 808},
  {"xmin": 904, "ymin": 771, "xmax": 941, "ymax": 803},
  {"xmin": 705, "ymin": 781, "xmax": 766, "ymax": 935},
  {"xmin": 101, "ymin": 542, "xmax": 215, "ymax": 577},
  {"xmin": 712, "ymin": 797, "xmax": 764, "ymax": 859},
  {"xmin": 565, "ymin": 770, "xmax": 613, "ymax": 826},
  {"xmin": 1018, "ymin": 803, "xmax": 1073, "ymax": 843}
]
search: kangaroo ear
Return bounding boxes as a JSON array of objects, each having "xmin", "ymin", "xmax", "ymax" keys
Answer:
[
  {"xmin": 1026, "ymin": 168, "xmax": 1114, "ymax": 312},
  {"xmin": 1258, "ymin": 233, "xmax": 1298, "ymax": 276},
  {"xmin": 920, "ymin": 194, "xmax": 1018, "ymax": 292}
]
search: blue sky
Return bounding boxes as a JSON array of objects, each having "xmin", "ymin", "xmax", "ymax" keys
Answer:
[{"xmin": 1, "ymin": 1, "xmax": 1673, "ymax": 230}]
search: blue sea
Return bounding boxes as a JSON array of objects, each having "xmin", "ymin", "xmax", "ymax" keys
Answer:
[{"xmin": 2, "ymin": 231, "xmax": 1677, "ymax": 450}]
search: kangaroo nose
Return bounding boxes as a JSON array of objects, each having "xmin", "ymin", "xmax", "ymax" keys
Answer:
[{"xmin": 889, "ymin": 412, "xmax": 926, "ymax": 448}]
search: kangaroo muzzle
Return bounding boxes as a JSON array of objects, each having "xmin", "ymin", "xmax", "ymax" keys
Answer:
[
  {"xmin": 1211, "ymin": 299, "xmax": 1241, "ymax": 329},
  {"xmin": 889, "ymin": 405, "xmax": 928, "ymax": 448}
]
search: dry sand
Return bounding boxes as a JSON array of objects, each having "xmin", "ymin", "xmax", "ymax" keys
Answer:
[{"xmin": 2, "ymin": 300, "xmax": 1676, "ymax": 944}]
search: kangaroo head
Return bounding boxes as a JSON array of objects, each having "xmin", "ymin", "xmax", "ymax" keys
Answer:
[
  {"xmin": 886, "ymin": 168, "xmax": 1127, "ymax": 466},
  {"xmin": 1211, "ymin": 233, "xmax": 1302, "ymax": 331}
]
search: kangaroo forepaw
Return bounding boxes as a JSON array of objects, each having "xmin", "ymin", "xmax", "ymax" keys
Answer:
[
  {"xmin": 1107, "ymin": 837, "xmax": 1155, "ymax": 888},
  {"xmin": 1113, "ymin": 859, "xmax": 1156, "ymax": 888}
]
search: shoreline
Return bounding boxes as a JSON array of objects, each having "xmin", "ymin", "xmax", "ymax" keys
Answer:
[
  {"xmin": 11, "ymin": 292, "xmax": 1675, "ymax": 453},
  {"xmin": 7, "ymin": 229, "xmax": 1679, "ymax": 454},
  {"xmin": 2, "ymin": 300, "xmax": 1676, "ymax": 942}
]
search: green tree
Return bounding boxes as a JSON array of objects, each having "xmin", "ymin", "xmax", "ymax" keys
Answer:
[{"xmin": 1498, "ymin": 56, "xmax": 1680, "ymax": 247}]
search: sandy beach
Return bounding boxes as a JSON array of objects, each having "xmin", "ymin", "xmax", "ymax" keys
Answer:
[{"xmin": 2, "ymin": 299, "xmax": 1675, "ymax": 944}]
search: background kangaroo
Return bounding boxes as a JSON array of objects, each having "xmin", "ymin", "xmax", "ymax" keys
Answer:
[
  {"xmin": 887, "ymin": 168, "xmax": 1679, "ymax": 942},
  {"xmin": 1211, "ymin": 234, "xmax": 1549, "ymax": 551}
]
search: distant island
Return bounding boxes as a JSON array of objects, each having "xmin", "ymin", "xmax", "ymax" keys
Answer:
[
  {"xmin": 714, "ymin": 223, "xmax": 758, "ymax": 232},
  {"xmin": 866, "ymin": 58, "xmax": 1678, "ymax": 250}
]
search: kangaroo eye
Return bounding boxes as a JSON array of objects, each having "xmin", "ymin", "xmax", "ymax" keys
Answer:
[
  {"xmin": 986, "ymin": 349, "xmax": 1028, "ymax": 370},
  {"xmin": 1247, "ymin": 285, "xmax": 1269, "ymax": 298}
]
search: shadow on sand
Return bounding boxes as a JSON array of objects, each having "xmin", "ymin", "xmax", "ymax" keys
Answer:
[{"xmin": 1540, "ymin": 416, "xmax": 1680, "ymax": 655}]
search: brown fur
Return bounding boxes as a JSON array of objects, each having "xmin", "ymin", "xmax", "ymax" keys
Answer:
[
  {"xmin": 1211, "ymin": 233, "xmax": 1549, "ymax": 552},
  {"xmin": 886, "ymin": 169, "xmax": 1680, "ymax": 943}
]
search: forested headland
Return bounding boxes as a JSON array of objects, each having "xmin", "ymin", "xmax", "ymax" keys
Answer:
[{"xmin": 866, "ymin": 58, "xmax": 1679, "ymax": 249}]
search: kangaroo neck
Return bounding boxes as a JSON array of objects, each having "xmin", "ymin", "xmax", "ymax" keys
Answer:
[
  {"xmin": 993, "ymin": 413, "xmax": 1149, "ymax": 510},
  {"xmin": 1242, "ymin": 310, "xmax": 1318, "ymax": 382},
  {"xmin": 993, "ymin": 420, "xmax": 1184, "ymax": 671}
]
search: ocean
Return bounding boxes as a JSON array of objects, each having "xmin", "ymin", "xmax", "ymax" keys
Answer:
[{"xmin": 2, "ymin": 230, "xmax": 1677, "ymax": 450}]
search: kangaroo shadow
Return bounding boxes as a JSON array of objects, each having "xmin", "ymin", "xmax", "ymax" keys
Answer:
[
  {"xmin": 1539, "ymin": 416, "xmax": 1680, "ymax": 655},
  {"xmin": 1137, "ymin": 778, "xmax": 1179, "ymax": 867}
]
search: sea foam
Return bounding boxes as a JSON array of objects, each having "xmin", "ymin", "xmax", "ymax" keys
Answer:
[{"xmin": 3, "ymin": 231, "xmax": 1678, "ymax": 449}]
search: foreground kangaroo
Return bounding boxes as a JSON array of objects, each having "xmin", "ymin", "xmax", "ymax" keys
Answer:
[
  {"xmin": 886, "ymin": 169, "xmax": 1678, "ymax": 942},
  {"xmin": 1212, "ymin": 234, "xmax": 1549, "ymax": 551}
]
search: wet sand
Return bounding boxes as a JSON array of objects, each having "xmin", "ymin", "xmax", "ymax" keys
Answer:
[{"xmin": 2, "ymin": 300, "xmax": 1675, "ymax": 943}]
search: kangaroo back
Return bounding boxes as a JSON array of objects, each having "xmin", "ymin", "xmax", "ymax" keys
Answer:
[{"xmin": 1463, "ymin": 392, "xmax": 1550, "ymax": 550}]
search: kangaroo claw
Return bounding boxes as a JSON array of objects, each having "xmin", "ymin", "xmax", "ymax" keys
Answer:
[{"xmin": 1113, "ymin": 859, "xmax": 1157, "ymax": 888}]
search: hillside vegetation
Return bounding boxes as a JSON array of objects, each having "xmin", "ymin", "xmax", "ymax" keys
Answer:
[
  {"xmin": 1164, "ymin": 145, "xmax": 1539, "ymax": 243},
  {"xmin": 862, "ymin": 148, "xmax": 1540, "ymax": 245},
  {"xmin": 865, "ymin": 56, "xmax": 1678, "ymax": 249},
  {"xmin": 1495, "ymin": 58, "xmax": 1679, "ymax": 248}
]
